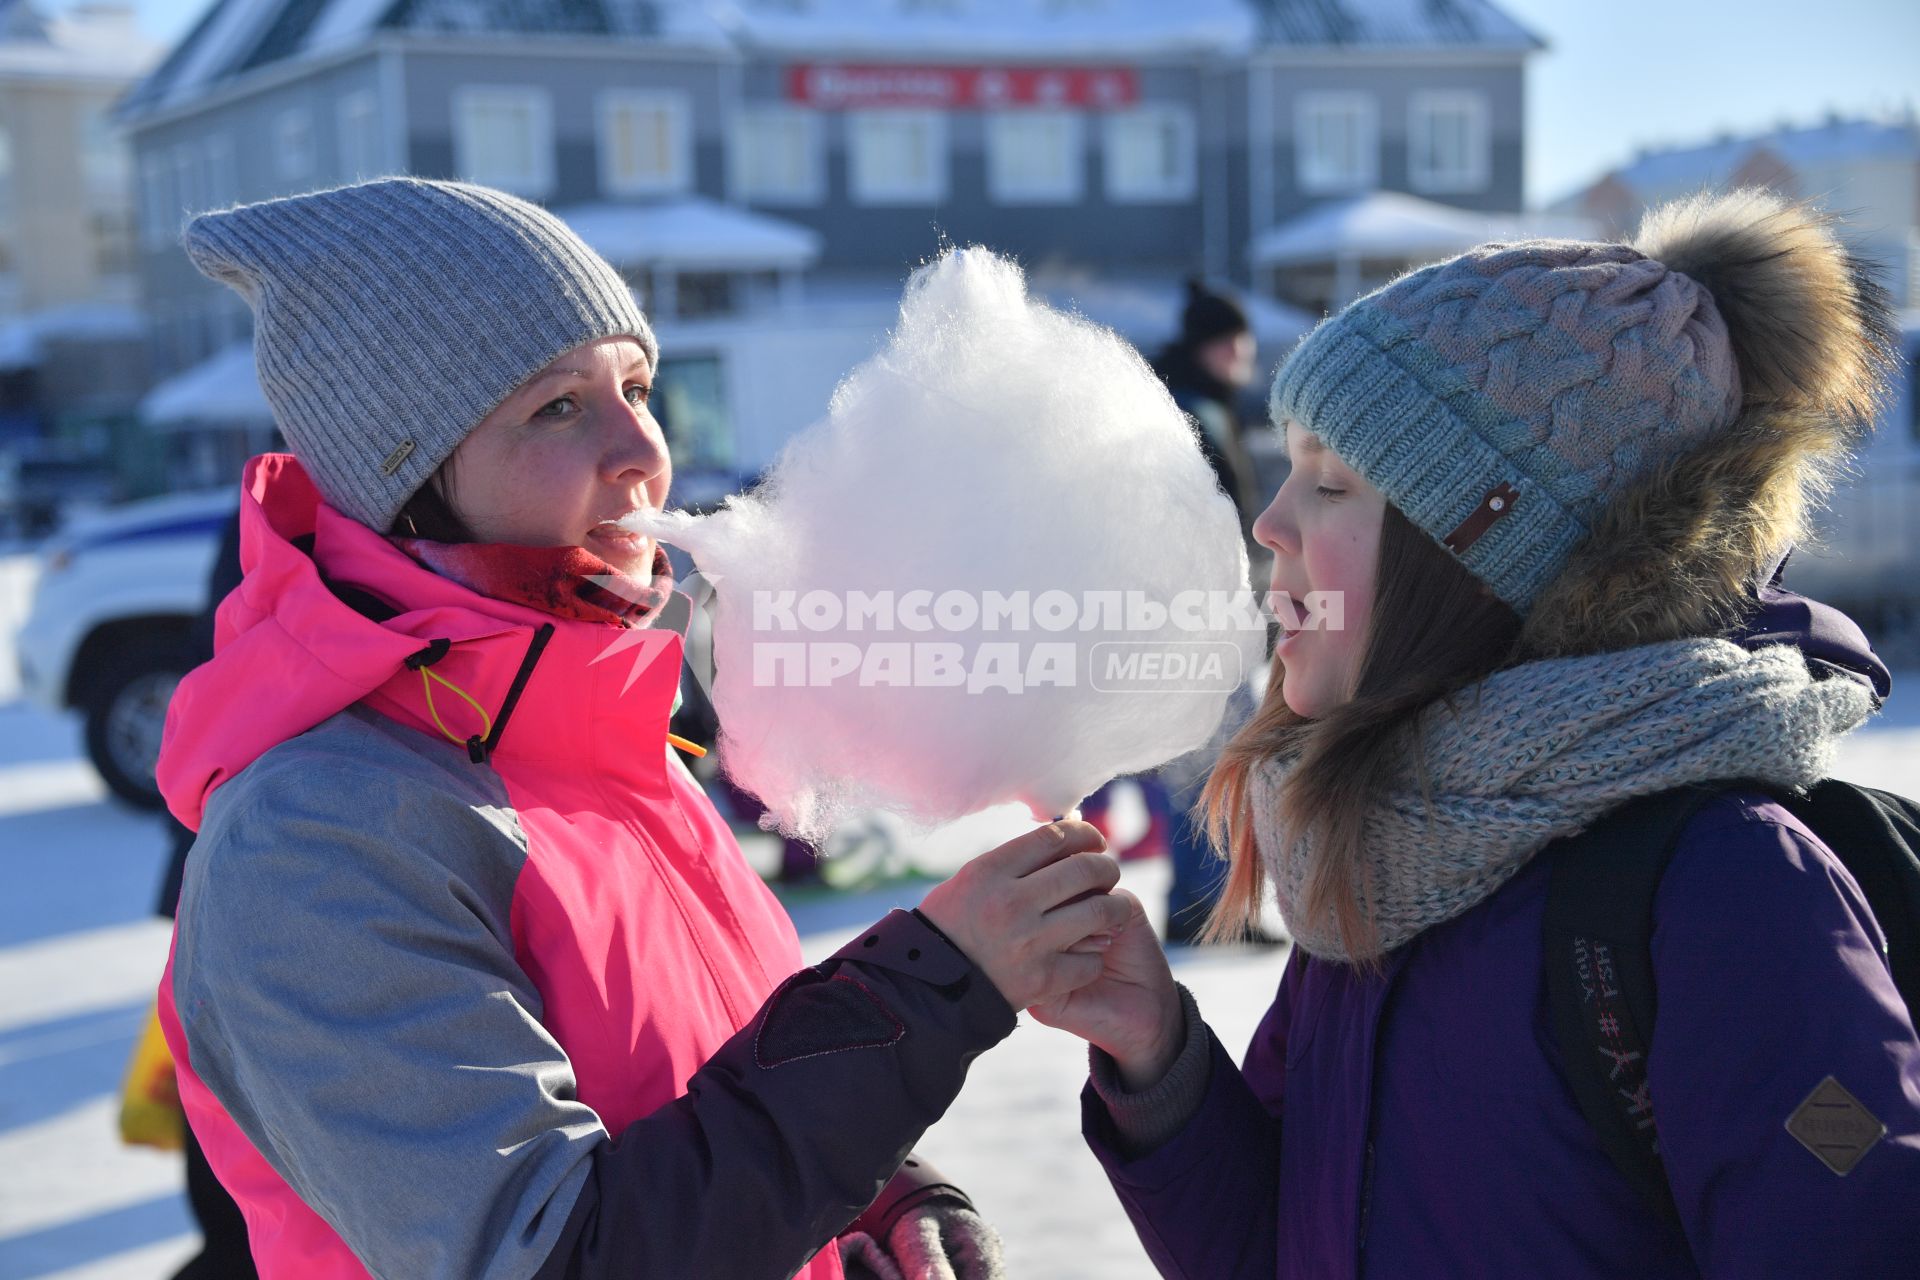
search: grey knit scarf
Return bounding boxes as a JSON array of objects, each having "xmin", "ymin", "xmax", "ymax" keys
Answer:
[{"xmin": 1251, "ymin": 639, "xmax": 1876, "ymax": 962}]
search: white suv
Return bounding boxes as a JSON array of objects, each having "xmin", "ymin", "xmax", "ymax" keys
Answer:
[{"xmin": 15, "ymin": 489, "xmax": 233, "ymax": 809}]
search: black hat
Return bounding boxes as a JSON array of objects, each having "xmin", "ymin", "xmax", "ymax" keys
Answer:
[{"xmin": 1179, "ymin": 277, "xmax": 1250, "ymax": 346}]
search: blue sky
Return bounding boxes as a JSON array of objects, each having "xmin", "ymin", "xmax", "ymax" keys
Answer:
[{"xmin": 67, "ymin": 0, "xmax": 1920, "ymax": 208}]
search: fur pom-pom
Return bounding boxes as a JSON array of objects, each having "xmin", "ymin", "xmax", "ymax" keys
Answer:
[{"xmin": 1631, "ymin": 188, "xmax": 1898, "ymax": 429}]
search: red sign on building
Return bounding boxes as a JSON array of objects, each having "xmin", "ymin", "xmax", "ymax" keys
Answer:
[{"xmin": 786, "ymin": 64, "xmax": 1139, "ymax": 111}]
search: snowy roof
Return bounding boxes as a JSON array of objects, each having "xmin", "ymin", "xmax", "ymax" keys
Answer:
[
  {"xmin": 1593, "ymin": 117, "xmax": 1920, "ymax": 202},
  {"xmin": 1259, "ymin": 0, "xmax": 1540, "ymax": 51},
  {"xmin": 0, "ymin": 303, "xmax": 146, "ymax": 371},
  {"xmin": 140, "ymin": 341, "xmax": 273, "ymax": 429},
  {"xmin": 1249, "ymin": 190, "xmax": 1598, "ymax": 266},
  {"xmin": 119, "ymin": 0, "xmax": 730, "ymax": 116},
  {"xmin": 708, "ymin": 0, "xmax": 1257, "ymax": 58},
  {"xmin": 557, "ymin": 197, "xmax": 822, "ymax": 271},
  {"xmin": 0, "ymin": 1, "xmax": 161, "ymax": 82},
  {"xmin": 121, "ymin": 0, "xmax": 1542, "ymax": 122}
]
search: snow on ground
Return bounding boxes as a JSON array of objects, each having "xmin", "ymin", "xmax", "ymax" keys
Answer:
[{"xmin": 1, "ymin": 544, "xmax": 1916, "ymax": 1277}]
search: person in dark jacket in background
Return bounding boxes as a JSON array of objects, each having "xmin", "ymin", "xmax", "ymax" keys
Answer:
[
  {"xmin": 1144, "ymin": 280, "xmax": 1273, "ymax": 944},
  {"xmin": 1154, "ymin": 279, "xmax": 1263, "ymax": 537},
  {"xmin": 1035, "ymin": 189, "xmax": 1920, "ymax": 1277}
]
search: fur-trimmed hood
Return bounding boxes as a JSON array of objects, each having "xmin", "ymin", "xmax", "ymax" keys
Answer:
[{"xmin": 1519, "ymin": 189, "xmax": 1900, "ymax": 657}]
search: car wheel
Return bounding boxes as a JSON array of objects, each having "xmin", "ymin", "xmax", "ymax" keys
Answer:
[{"xmin": 83, "ymin": 641, "xmax": 189, "ymax": 810}]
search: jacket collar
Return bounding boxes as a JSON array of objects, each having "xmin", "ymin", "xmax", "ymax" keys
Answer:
[{"xmin": 158, "ymin": 454, "xmax": 685, "ymax": 829}]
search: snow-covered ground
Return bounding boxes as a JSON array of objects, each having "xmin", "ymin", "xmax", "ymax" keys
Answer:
[{"xmin": 2, "ymin": 546, "xmax": 1916, "ymax": 1278}]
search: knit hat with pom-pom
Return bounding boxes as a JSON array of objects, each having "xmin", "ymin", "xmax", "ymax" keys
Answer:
[{"xmin": 1267, "ymin": 188, "xmax": 1897, "ymax": 626}]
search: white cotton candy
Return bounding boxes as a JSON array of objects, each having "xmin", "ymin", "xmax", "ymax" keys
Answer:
[{"xmin": 627, "ymin": 247, "xmax": 1264, "ymax": 843}]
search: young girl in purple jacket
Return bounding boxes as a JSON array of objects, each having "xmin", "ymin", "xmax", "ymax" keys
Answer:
[{"xmin": 1034, "ymin": 188, "xmax": 1920, "ymax": 1277}]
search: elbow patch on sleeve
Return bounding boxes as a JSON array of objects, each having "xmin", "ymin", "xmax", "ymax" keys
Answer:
[{"xmin": 755, "ymin": 971, "xmax": 905, "ymax": 1068}]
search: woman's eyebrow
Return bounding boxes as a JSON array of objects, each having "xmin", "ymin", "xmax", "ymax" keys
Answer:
[{"xmin": 518, "ymin": 356, "xmax": 652, "ymax": 398}]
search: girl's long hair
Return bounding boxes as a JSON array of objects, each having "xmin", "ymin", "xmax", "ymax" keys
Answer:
[{"xmin": 1198, "ymin": 503, "xmax": 1523, "ymax": 967}]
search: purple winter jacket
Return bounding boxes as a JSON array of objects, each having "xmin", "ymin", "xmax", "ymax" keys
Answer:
[{"xmin": 1084, "ymin": 595, "xmax": 1920, "ymax": 1278}]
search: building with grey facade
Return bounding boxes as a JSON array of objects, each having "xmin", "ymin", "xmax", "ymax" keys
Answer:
[{"xmin": 118, "ymin": 0, "xmax": 1541, "ymax": 378}]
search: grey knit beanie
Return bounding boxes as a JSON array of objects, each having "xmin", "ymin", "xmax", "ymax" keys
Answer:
[
  {"xmin": 182, "ymin": 177, "xmax": 657, "ymax": 532},
  {"xmin": 1268, "ymin": 236, "xmax": 1746, "ymax": 614}
]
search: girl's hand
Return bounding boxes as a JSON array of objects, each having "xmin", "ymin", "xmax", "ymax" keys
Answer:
[
  {"xmin": 918, "ymin": 820, "xmax": 1132, "ymax": 1012},
  {"xmin": 1028, "ymin": 890, "xmax": 1185, "ymax": 1090}
]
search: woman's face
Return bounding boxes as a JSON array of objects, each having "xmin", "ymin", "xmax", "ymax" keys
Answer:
[
  {"xmin": 443, "ymin": 336, "xmax": 669, "ymax": 578},
  {"xmin": 1251, "ymin": 420, "xmax": 1385, "ymax": 719}
]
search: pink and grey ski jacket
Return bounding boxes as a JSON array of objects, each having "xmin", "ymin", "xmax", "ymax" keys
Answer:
[{"xmin": 155, "ymin": 453, "xmax": 1015, "ymax": 1279}]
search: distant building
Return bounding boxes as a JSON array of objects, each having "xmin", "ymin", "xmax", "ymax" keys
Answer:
[
  {"xmin": 113, "ymin": 0, "xmax": 1543, "ymax": 489},
  {"xmin": 0, "ymin": 0, "xmax": 162, "ymax": 526},
  {"xmin": 1551, "ymin": 112, "xmax": 1920, "ymax": 310},
  {"xmin": 117, "ymin": 0, "xmax": 1543, "ymax": 364}
]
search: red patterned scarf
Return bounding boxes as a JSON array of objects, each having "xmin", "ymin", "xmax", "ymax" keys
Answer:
[{"xmin": 388, "ymin": 536, "xmax": 675, "ymax": 627}]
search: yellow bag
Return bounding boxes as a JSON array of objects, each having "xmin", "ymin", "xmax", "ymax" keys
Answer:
[{"xmin": 118, "ymin": 1002, "xmax": 184, "ymax": 1151}]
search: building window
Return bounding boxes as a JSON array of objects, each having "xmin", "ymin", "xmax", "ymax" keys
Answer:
[
  {"xmin": 1409, "ymin": 91, "xmax": 1490, "ymax": 194},
  {"xmin": 339, "ymin": 90, "xmax": 381, "ymax": 180},
  {"xmin": 654, "ymin": 352, "xmax": 732, "ymax": 471},
  {"xmin": 848, "ymin": 110, "xmax": 946, "ymax": 205},
  {"xmin": 453, "ymin": 87, "xmax": 554, "ymax": 198},
  {"xmin": 172, "ymin": 144, "xmax": 202, "ymax": 219},
  {"xmin": 204, "ymin": 133, "xmax": 236, "ymax": 208},
  {"xmin": 730, "ymin": 108, "xmax": 823, "ymax": 204},
  {"xmin": 91, "ymin": 210, "xmax": 135, "ymax": 276},
  {"xmin": 599, "ymin": 91, "xmax": 691, "ymax": 196},
  {"xmin": 986, "ymin": 111, "xmax": 1082, "ymax": 204},
  {"xmin": 1295, "ymin": 92, "xmax": 1377, "ymax": 194},
  {"xmin": 139, "ymin": 152, "xmax": 170, "ymax": 247},
  {"xmin": 274, "ymin": 108, "xmax": 315, "ymax": 184},
  {"xmin": 80, "ymin": 109, "xmax": 130, "ymax": 203},
  {"xmin": 1103, "ymin": 105, "xmax": 1196, "ymax": 202}
]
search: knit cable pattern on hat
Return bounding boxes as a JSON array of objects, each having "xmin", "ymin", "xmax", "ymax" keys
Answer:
[
  {"xmin": 1250, "ymin": 638, "xmax": 1874, "ymax": 963},
  {"xmin": 1270, "ymin": 241, "xmax": 1742, "ymax": 613}
]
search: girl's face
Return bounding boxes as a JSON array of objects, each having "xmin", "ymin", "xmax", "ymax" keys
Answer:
[
  {"xmin": 444, "ymin": 337, "xmax": 669, "ymax": 578},
  {"xmin": 1252, "ymin": 421, "xmax": 1385, "ymax": 719}
]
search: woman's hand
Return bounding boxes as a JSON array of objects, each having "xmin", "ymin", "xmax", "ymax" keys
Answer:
[
  {"xmin": 918, "ymin": 820, "xmax": 1131, "ymax": 1012},
  {"xmin": 1028, "ymin": 890, "xmax": 1185, "ymax": 1090}
]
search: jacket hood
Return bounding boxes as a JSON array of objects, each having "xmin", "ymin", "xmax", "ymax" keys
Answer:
[
  {"xmin": 157, "ymin": 453, "xmax": 684, "ymax": 830},
  {"xmin": 1729, "ymin": 547, "xmax": 1892, "ymax": 704}
]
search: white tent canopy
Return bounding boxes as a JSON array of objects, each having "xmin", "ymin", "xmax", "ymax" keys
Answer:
[
  {"xmin": 0, "ymin": 303, "xmax": 145, "ymax": 372},
  {"xmin": 1250, "ymin": 191, "xmax": 1599, "ymax": 269},
  {"xmin": 556, "ymin": 198, "xmax": 823, "ymax": 274},
  {"xmin": 140, "ymin": 341, "xmax": 271, "ymax": 430}
]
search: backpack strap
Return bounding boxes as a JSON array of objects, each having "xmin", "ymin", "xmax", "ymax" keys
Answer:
[
  {"xmin": 1542, "ymin": 785, "xmax": 1726, "ymax": 1228},
  {"xmin": 1774, "ymin": 780, "xmax": 1920, "ymax": 1018}
]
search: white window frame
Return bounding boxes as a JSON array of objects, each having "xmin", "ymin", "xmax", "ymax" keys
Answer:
[
  {"xmin": 338, "ymin": 90, "xmax": 381, "ymax": 181},
  {"xmin": 204, "ymin": 132, "xmax": 236, "ymax": 209},
  {"xmin": 274, "ymin": 107, "xmax": 315, "ymax": 184},
  {"xmin": 729, "ymin": 107, "xmax": 825, "ymax": 205},
  {"xmin": 848, "ymin": 110, "xmax": 947, "ymax": 206},
  {"xmin": 1102, "ymin": 105, "xmax": 1197, "ymax": 203},
  {"xmin": 452, "ymin": 86, "xmax": 555, "ymax": 199},
  {"xmin": 598, "ymin": 90, "xmax": 692, "ymax": 197},
  {"xmin": 172, "ymin": 143, "xmax": 202, "ymax": 220},
  {"xmin": 139, "ymin": 152, "xmax": 170, "ymax": 247},
  {"xmin": 1408, "ymin": 90, "xmax": 1490, "ymax": 194},
  {"xmin": 1294, "ymin": 91, "xmax": 1378, "ymax": 195},
  {"xmin": 986, "ymin": 110, "xmax": 1083, "ymax": 205}
]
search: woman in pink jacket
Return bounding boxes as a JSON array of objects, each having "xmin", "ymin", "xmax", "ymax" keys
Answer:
[{"xmin": 156, "ymin": 177, "xmax": 1130, "ymax": 1280}]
